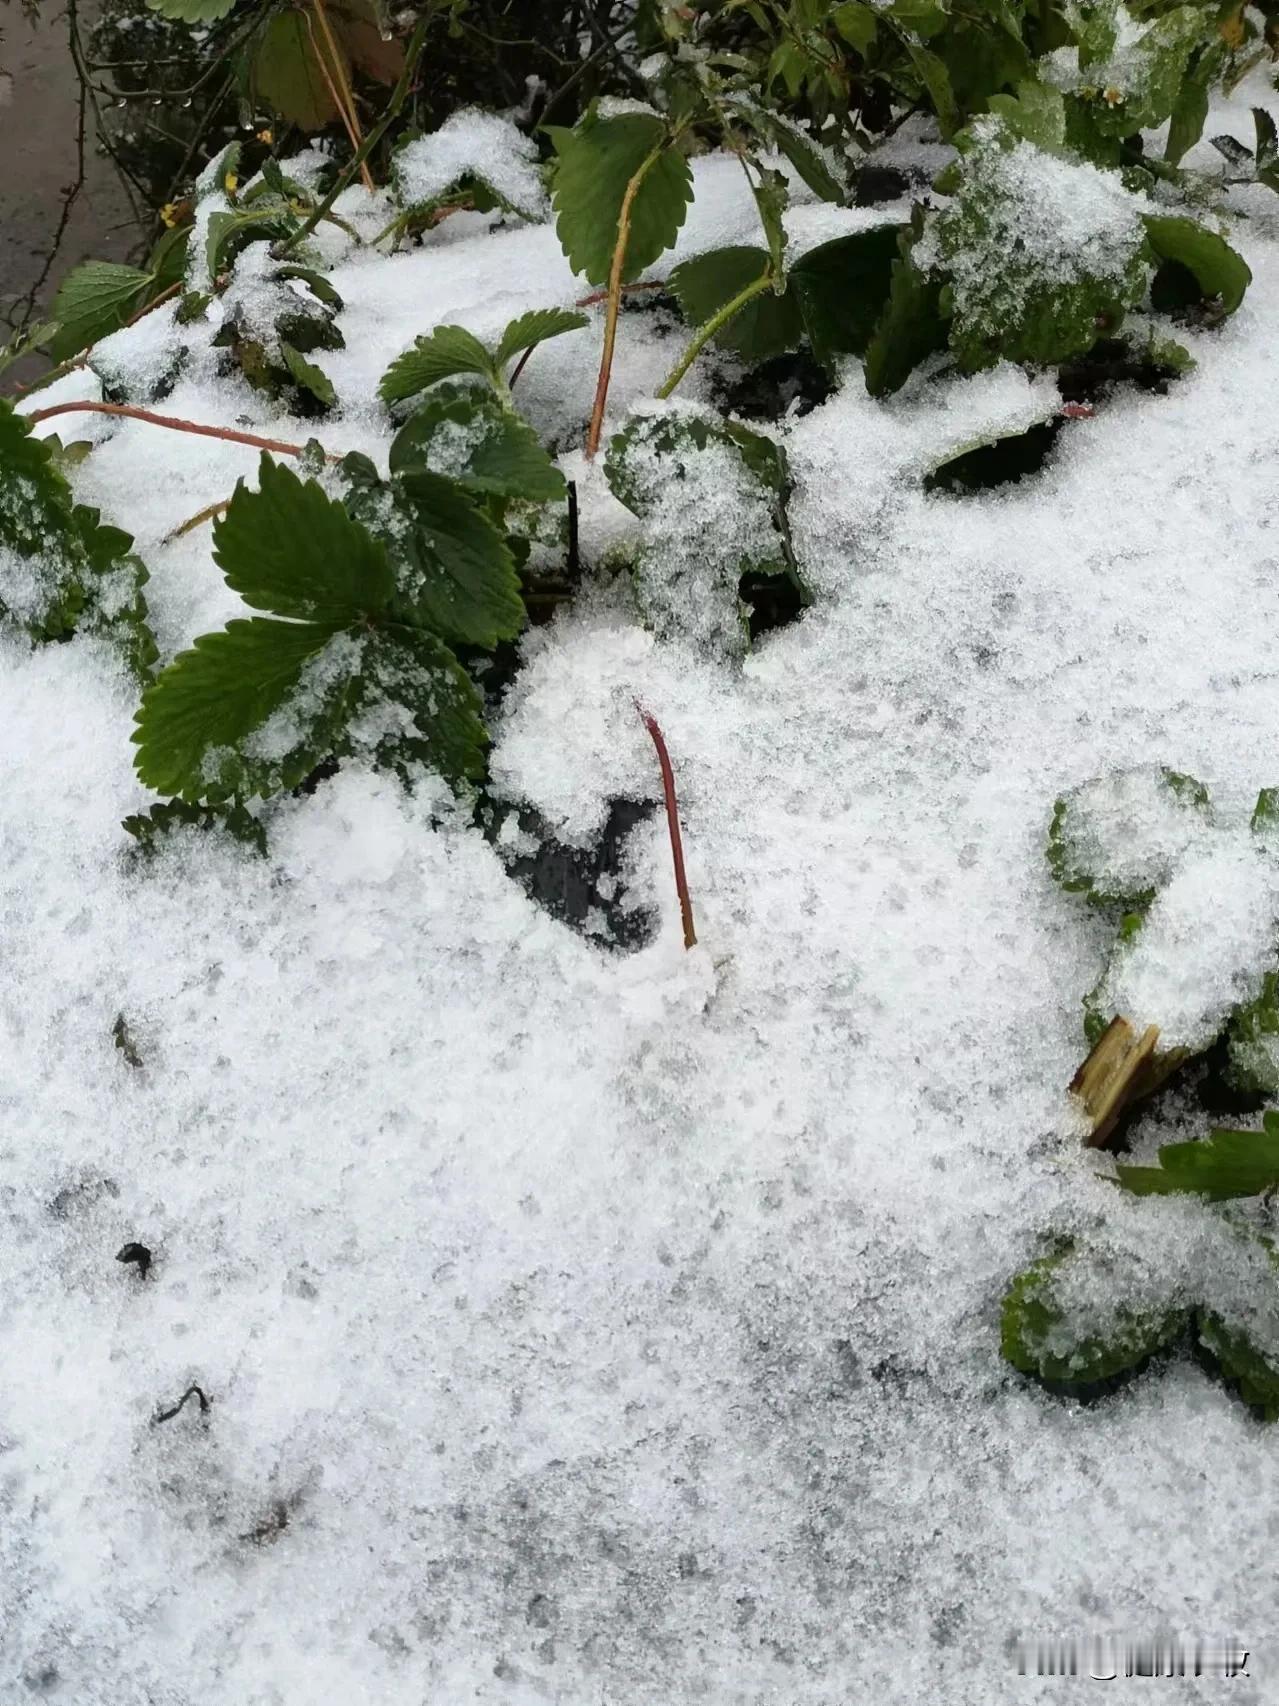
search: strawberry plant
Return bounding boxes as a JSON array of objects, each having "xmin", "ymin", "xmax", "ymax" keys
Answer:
[
  {"xmin": 1046, "ymin": 767, "xmax": 1279, "ymax": 1138},
  {"xmin": 0, "ymin": 401, "xmax": 156, "ymax": 678},
  {"xmin": 132, "ymin": 454, "xmax": 494, "ymax": 802},
  {"xmin": 1003, "ymin": 1117, "xmax": 1279, "ymax": 1419},
  {"xmin": 604, "ymin": 406, "xmax": 805, "ymax": 660}
]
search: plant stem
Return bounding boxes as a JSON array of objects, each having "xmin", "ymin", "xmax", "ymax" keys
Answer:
[
  {"xmin": 656, "ymin": 269, "xmax": 772, "ymax": 399},
  {"xmin": 124, "ymin": 278, "xmax": 182, "ymax": 327},
  {"xmin": 275, "ymin": 8, "xmax": 436, "ymax": 260},
  {"xmin": 636, "ymin": 703, "xmax": 697, "ymax": 950},
  {"xmin": 305, "ymin": 7, "xmax": 366, "ymax": 172},
  {"xmin": 311, "ymin": 0, "xmax": 375, "ymax": 192},
  {"xmin": 162, "ymin": 497, "xmax": 232, "ymax": 543},
  {"xmin": 369, "ymin": 199, "xmax": 471, "ymax": 250},
  {"xmin": 25, "ymin": 400, "xmax": 313, "ymax": 458},
  {"xmin": 585, "ymin": 142, "xmax": 665, "ymax": 460},
  {"xmin": 506, "ymin": 344, "xmax": 536, "ymax": 389},
  {"xmin": 574, "ymin": 278, "xmax": 665, "ymax": 308},
  {"xmin": 1069, "ymin": 1015, "xmax": 1162, "ymax": 1149}
]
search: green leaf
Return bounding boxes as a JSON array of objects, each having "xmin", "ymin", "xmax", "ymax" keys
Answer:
[
  {"xmin": 886, "ymin": 0, "xmax": 947, "ymax": 36},
  {"xmin": 548, "ymin": 111, "xmax": 693, "ymax": 286},
  {"xmin": 274, "ymin": 265, "xmax": 344, "ymax": 309},
  {"xmin": 1001, "ymin": 1248, "xmax": 1186, "ymax": 1386},
  {"xmin": 1164, "ymin": 45, "xmax": 1222, "ymax": 165},
  {"xmin": 389, "ymin": 386, "xmax": 565, "ymax": 503},
  {"xmin": 148, "ymin": 225, "xmax": 192, "ymax": 291},
  {"xmin": 605, "ymin": 410, "xmax": 796, "ymax": 660},
  {"xmin": 0, "ymin": 401, "xmax": 155, "ymax": 670},
  {"xmin": 863, "ymin": 251, "xmax": 947, "ymax": 396},
  {"xmin": 1066, "ymin": 0, "xmax": 1117, "ymax": 67},
  {"xmin": 212, "ymin": 456, "xmax": 396, "ymax": 624},
  {"xmin": 764, "ymin": 116, "xmax": 845, "ymax": 203},
  {"xmin": 1226, "ymin": 973, "xmax": 1279, "ymax": 1094},
  {"xmin": 923, "ymin": 417, "xmax": 1059, "ymax": 492},
  {"xmin": 122, "ymin": 798, "xmax": 268, "ymax": 857},
  {"xmin": 133, "ymin": 618, "xmax": 352, "ymax": 801},
  {"xmin": 1253, "ymin": 786, "xmax": 1279, "ymax": 836},
  {"xmin": 904, "ymin": 42, "xmax": 958, "ymax": 138},
  {"xmin": 280, "ymin": 341, "xmax": 337, "ymax": 407},
  {"xmin": 492, "ymin": 307, "xmax": 590, "ymax": 373},
  {"xmin": 1198, "ymin": 1309, "xmax": 1279, "ymax": 1421},
  {"xmin": 832, "ymin": 0, "xmax": 877, "ymax": 54},
  {"xmin": 49, "ymin": 261, "xmax": 151, "ymax": 361},
  {"xmin": 250, "ymin": 9, "xmax": 345, "ymax": 131},
  {"xmin": 204, "ymin": 208, "xmax": 294, "ymax": 279},
  {"xmin": 987, "ymin": 80, "xmax": 1067, "ymax": 152},
  {"xmin": 791, "ymin": 224, "xmax": 903, "ymax": 365},
  {"xmin": 378, "ymin": 325, "xmax": 496, "ymax": 406},
  {"xmin": 1046, "ymin": 765, "xmax": 1212, "ymax": 910},
  {"xmin": 144, "ymin": 0, "xmax": 236, "ymax": 19},
  {"xmin": 934, "ymin": 6, "xmax": 1031, "ymax": 111},
  {"xmin": 1068, "ymin": 6, "xmax": 1207, "ymax": 137},
  {"xmin": 1143, "ymin": 214, "xmax": 1251, "ymax": 316},
  {"xmin": 349, "ymin": 625, "xmax": 488, "ymax": 785},
  {"xmin": 342, "ymin": 461, "xmax": 525, "ymax": 647},
  {"xmin": 133, "ymin": 617, "xmax": 487, "ymax": 801},
  {"xmin": 668, "ymin": 245, "xmax": 802, "ymax": 363},
  {"xmin": 72, "ymin": 504, "xmax": 158, "ymax": 678},
  {"xmin": 936, "ymin": 130, "xmax": 1149, "ymax": 371},
  {"xmin": 1116, "ymin": 1114, "xmax": 1279, "ymax": 1199},
  {"xmin": 749, "ymin": 162, "xmax": 790, "ymax": 278}
]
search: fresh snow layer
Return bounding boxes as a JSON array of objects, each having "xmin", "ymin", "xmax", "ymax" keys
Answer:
[
  {"xmin": 392, "ymin": 108, "xmax": 548, "ymax": 220},
  {"xmin": 6, "ymin": 98, "xmax": 1279, "ymax": 1702}
]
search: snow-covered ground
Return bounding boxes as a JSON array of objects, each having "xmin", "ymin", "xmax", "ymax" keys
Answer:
[{"xmin": 5, "ymin": 86, "xmax": 1279, "ymax": 1704}]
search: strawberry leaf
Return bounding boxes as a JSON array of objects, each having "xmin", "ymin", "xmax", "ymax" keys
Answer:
[
  {"xmin": 492, "ymin": 307, "xmax": 590, "ymax": 373},
  {"xmin": 213, "ymin": 457, "xmax": 396, "ymax": 624},
  {"xmin": 379, "ymin": 324, "xmax": 496, "ymax": 406},
  {"xmin": 548, "ymin": 111, "xmax": 693, "ymax": 286},
  {"xmin": 388, "ymin": 385, "xmax": 565, "ymax": 502}
]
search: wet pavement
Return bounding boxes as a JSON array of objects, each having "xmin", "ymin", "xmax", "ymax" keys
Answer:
[{"xmin": 0, "ymin": 3, "xmax": 141, "ymax": 380}]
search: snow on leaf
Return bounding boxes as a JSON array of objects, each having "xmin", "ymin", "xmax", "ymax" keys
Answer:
[
  {"xmin": 1001, "ymin": 1246, "xmax": 1187, "ymax": 1386},
  {"xmin": 1047, "ymin": 765, "xmax": 1213, "ymax": 910},
  {"xmin": 0, "ymin": 400, "xmax": 156, "ymax": 672},
  {"xmin": 339, "ymin": 459, "xmax": 525, "ymax": 648},
  {"xmin": 388, "ymin": 385, "xmax": 565, "ymax": 503},
  {"xmin": 926, "ymin": 122, "xmax": 1148, "ymax": 371},
  {"xmin": 392, "ymin": 109, "xmax": 548, "ymax": 222},
  {"xmin": 132, "ymin": 617, "xmax": 357, "ymax": 802},
  {"xmin": 605, "ymin": 408, "xmax": 794, "ymax": 661}
]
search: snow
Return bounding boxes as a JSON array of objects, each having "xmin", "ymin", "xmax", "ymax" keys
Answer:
[
  {"xmin": 392, "ymin": 109, "xmax": 548, "ymax": 220},
  {"xmin": 1050, "ymin": 764, "xmax": 1214, "ymax": 899},
  {"xmin": 5, "ymin": 113, "xmax": 1279, "ymax": 1704},
  {"xmin": 1101, "ymin": 842, "xmax": 1279, "ymax": 1050},
  {"xmin": 922, "ymin": 124, "xmax": 1150, "ymax": 347}
]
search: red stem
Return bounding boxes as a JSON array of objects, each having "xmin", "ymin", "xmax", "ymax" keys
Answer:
[
  {"xmin": 574, "ymin": 280, "xmax": 666, "ymax": 309},
  {"xmin": 636, "ymin": 702, "xmax": 696, "ymax": 950},
  {"xmin": 24, "ymin": 400, "xmax": 310, "ymax": 458},
  {"xmin": 507, "ymin": 344, "xmax": 536, "ymax": 389}
]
